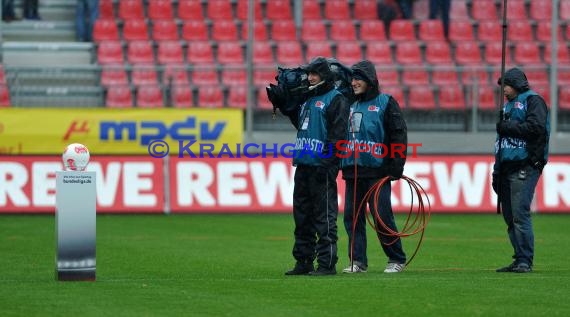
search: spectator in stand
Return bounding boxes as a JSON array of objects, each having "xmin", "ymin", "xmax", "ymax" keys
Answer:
[
  {"xmin": 76, "ymin": 0, "xmax": 100, "ymax": 42},
  {"xmin": 396, "ymin": 0, "xmax": 414, "ymax": 19},
  {"xmin": 23, "ymin": 0, "xmax": 40, "ymax": 20},
  {"xmin": 2, "ymin": 0, "xmax": 19, "ymax": 22},
  {"xmin": 429, "ymin": 0, "xmax": 451, "ymax": 39}
]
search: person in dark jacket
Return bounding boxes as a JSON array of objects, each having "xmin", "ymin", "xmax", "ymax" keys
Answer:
[
  {"xmin": 494, "ymin": 67, "xmax": 550, "ymax": 273},
  {"xmin": 282, "ymin": 56, "xmax": 350, "ymax": 276},
  {"xmin": 341, "ymin": 60, "xmax": 408, "ymax": 274}
]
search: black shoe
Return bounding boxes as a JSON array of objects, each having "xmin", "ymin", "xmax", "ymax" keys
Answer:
[
  {"xmin": 308, "ymin": 266, "xmax": 336, "ymax": 276},
  {"xmin": 285, "ymin": 262, "xmax": 314, "ymax": 275},
  {"xmin": 512, "ymin": 263, "xmax": 532, "ymax": 273},
  {"xmin": 496, "ymin": 262, "xmax": 516, "ymax": 272}
]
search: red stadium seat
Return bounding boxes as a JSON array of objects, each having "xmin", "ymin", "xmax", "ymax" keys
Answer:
[
  {"xmin": 206, "ymin": 0, "xmax": 233, "ymax": 20},
  {"xmin": 257, "ymin": 88, "xmax": 273, "ymax": 109},
  {"xmin": 401, "ymin": 68, "xmax": 430, "ymax": 85},
  {"xmin": 97, "ymin": 41, "xmax": 124, "ymax": 64},
  {"xmin": 389, "ymin": 20, "xmax": 415, "ymax": 41},
  {"xmin": 106, "ymin": 86, "xmax": 133, "ymax": 108},
  {"xmin": 253, "ymin": 68, "xmax": 276, "ymax": 87},
  {"xmin": 484, "ymin": 42, "xmax": 513, "ymax": 65},
  {"xmin": 136, "ymin": 85, "xmax": 164, "ymax": 108},
  {"xmin": 221, "ymin": 68, "xmax": 247, "ymax": 86},
  {"xmin": 477, "ymin": 21, "xmax": 502, "ymax": 42},
  {"xmin": 335, "ymin": 41, "xmax": 363, "ymax": 65},
  {"xmin": 437, "ymin": 85, "xmax": 466, "ymax": 110},
  {"xmin": 265, "ymin": 0, "xmax": 292, "ymax": 20},
  {"xmin": 471, "ymin": 0, "xmax": 498, "ymax": 20},
  {"xmin": 473, "ymin": 85, "xmax": 497, "ymax": 110},
  {"xmin": 305, "ymin": 42, "xmax": 332, "ymax": 62},
  {"xmin": 235, "ymin": 0, "xmax": 263, "ymax": 20},
  {"xmin": 535, "ymin": 21, "xmax": 564, "ymax": 42},
  {"xmin": 524, "ymin": 68, "xmax": 549, "ymax": 85},
  {"xmin": 99, "ymin": 0, "xmax": 114, "ymax": 19},
  {"xmin": 508, "ymin": 21, "xmax": 533, "ymax": 42},
  {"xmin": 530, "ymin": 0, "xmax": 552, "ymax": 20},
  {"xmin": 211, "ymin": 20, "xmax": 239, "ymax": 41},
  {"xmin": 271, "ymin": 20, "xmax": 297, "ymax": 41},
  {"xmin": 359, "ymin": 20, "xmax": 386, "ymax": 41},
  {"xmin": 431, "ymin": 68, "xmax": 460, "ymax": 85},
  {"xmin": 162, "ymin": 65, "xmax": 190, "ymax": 85},
  {"xmin": 241, "ymin": 22, "xmax": 268, "ymax": 40},
  {"xmin": 191, "ymin": 66, "xmax": 219, "ymax": 86},
  {"xmin": 418, "ymin": 20, "xmax": 446, "ymax": 41},
  {"xmin": 513, "ymin": 42, "xmax": 542, "ymax": 65},
  {"xmin": 408, "ymin": 85, "xmax": 436, "ymax": 110},
  {"xmin": 186, "ymin": 41, "xmax": 215, "ymax": 64},
  {"xmin": 181, "ymin": 20, "xmax": 209, "ymax": 41},
  {"xmin": 301, "ymin": 20, "xmax": 327, "ymax": 41},
  {"xmin": 544, "ymin": 44, "xmax": 570, "ymax": 64},
  {"xmin": 131, "ymin": 65, "xmax": 159, "ymax": 86},
  {"xmin": 122, "ymin": 19, "xmax": 149, "ymax": 41},
  {"xmin": 253, "ymin": 41, "xmax": 274, "ymax": 65},
  {"xmin": 462, "ymin": 67, "xmax": 489, "ymax": 85},
  {"xmin": 302, "ymin": 0, "xmax": 322, "ymax": 19},
  {"xmin": 196, "ymin": 85, "xmax": 224, "ymax": 108},
  {"xmin": 354, "ymin": 0, "xmax": 379, "ymax": 20},
  {"xmin": 0, "ymin": 84, "xmax": 10, "ymax": 106},
  {"xmin": 157, "ymin": 41, "xmax": 184, "ymax": 65},
  {"xmin": 151, "ymin": 20, "xmax": 178, "ymax": 41},
  {"xmin": 227, "ymin": 86, "xmax": 247, "ymax": 109},
  {"xmin": 561, "ymin": 1, "xmax": 570, "ymax": 20},
  {"xmin": 394, "ymin": 41, "xmax": 422, "ymax": 64},
  {"xmin": 118, "ymin": 0, "xmax": 144, "ymax": 20},
  {"xmin": 454, "ymin": 41, "xmax": 483, "ymax": 65},
  {"xmin": 449, "ymin": 0, "xmax": 469, "ymax": 20},
  {"xmin": 216, "ymin": 41, "xmax": 244, "ymax": 65},
  {"xmin": 560, "ymin": 69, "xmax": 570, "ymax": 85},
  {"xmin": 177, "ymin": 0, "xmax": 204, "ymax": 20},
  {"xmin": 127, "ymin": 41, "xmax": 154, "ymax": 64},
  {"xmin": 100, "ymin": 65, "xmax": 128, "ymax": 86},
  {"xmin": 448, "ymin": 21, "xmax": 474, "ymax": 42},
  {"xmin": 329, "ymin": 20, "xmax": 357, "ymax": 41},
  {"xmin": 0, "ymin": 65, "xmax": 5, "ymax": 84},
  {"xmin": 377, "ymin": 68, "xmax": 400, "ymax": 85},
  {"xmin": 171, "ymin": 85, "xmax": 193, "ymax": 108},
  {"xmin": 366, "ymin": 42, "xmax": 393, "ymax": 65},
  {"xmin": 324, "ymin": 0, "xmax": 350, "ymax": 20},
  {"xmin": 148, "ymin": 0, "xmax": 173, "ymax": 20},
  {"xmin": 502, "ymin": 0, "xmax": 527, "ymax": 20},
  {"xmin": 276, "ymin": 41, "xmax": 303, "ymax": 66},
  {"xmin": 532, "ymin": 84, "xmax": 550, "ymax": 105},
  {"xmin": 424, "ymin": 41, "xmax": 452, "ymax": 65},
  {"xmin": 93, "ymin": 19, "xmax": 119, "ymax": 42}
]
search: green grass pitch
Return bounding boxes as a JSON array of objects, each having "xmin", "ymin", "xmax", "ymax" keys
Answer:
[{"xmin": 1, "ymin": 213, "xmax": 569, "ymax": 317}]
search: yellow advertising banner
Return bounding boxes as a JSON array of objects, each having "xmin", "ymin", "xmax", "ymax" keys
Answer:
[{"xmin": 0, "ymin": 108, "xmax": 243, "ymax": 154}]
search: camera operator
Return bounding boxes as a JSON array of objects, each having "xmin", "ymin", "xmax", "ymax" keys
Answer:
[{"xmin": 270, "ymin": 57, "xmax": 349, "ymax": 276}]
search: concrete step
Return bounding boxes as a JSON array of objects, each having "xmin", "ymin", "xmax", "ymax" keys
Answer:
[
  {"xmin": 9, "ymin": 85, "xmax": 104, "ymax": 107},
  {"xmin": 4, "ymin": 65, "xmax": 100, "ymax": 86},
  {"xmin": 1, "ymin": 20, "xmax": 77, "ymax": 42},
  {"xmin": 12, "ymin": 0, "xmax": 76, "ymax": 21},
  {"xmin": 2, "ymin": 42, "xmax": 94, "ymax": 66}
]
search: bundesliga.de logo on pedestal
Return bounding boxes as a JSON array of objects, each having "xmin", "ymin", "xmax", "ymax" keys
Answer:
[{"xmin": 62, "ymin": 143, "xmax": 90, "ymax": 171}]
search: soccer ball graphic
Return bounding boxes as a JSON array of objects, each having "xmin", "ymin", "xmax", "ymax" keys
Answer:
[{"xmin": 62, "ymin": 143, "xmax": 90, "ymax": 171}]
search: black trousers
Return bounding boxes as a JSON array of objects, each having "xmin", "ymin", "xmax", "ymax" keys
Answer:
[{"xmin": 291, "ymin": 165, "xmax": 339, "ymax": 269}]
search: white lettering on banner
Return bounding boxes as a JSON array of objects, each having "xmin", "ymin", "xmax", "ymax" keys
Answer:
[
  {"xmin": 0, "ymin": 163, "xmax": 29, "ymax": 206},
  {"xmin": 543, "ymin": 162, "xmax": 570, "ymax": 207},
  {"xmin": 400, "ymin": 162, "xmax": 433, "ymax": 207},
  {"xmin": 32, "ymin": 162, "xmax": 59, "ymax": 206},
  {"xmin": 177, "ymin": 162, "xmax": 215, "ymax": 206},
  {"xmin": 92, "ymin": 162, "xmax": 121, "ymax": 207},
  {"xmin": 217, "ymin": 162, "xmax": 250, "ymax": 206},
  {"xmin": 250, "ymin": 162, "xmax": 294, "ymax": 207},
  {"xmin": 432, "ymin": 162, "xmax": 490, "ymax": 207},
  {"xmin": 123, "ymin": 163, "xmax": 157, "ymax": 207}
]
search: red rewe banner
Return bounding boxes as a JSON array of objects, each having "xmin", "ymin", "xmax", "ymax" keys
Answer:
[{"xmin": 0, "ymin": 156, "xmax": 164, "ymax": 213}]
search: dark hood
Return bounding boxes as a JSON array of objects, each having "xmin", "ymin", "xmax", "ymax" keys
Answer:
[
  {"xmin": 497, "ymin": 67, "xmax": 530, "ymax": 93},
  {"xmin": 351, "ymin": 60, "xmax": 380, "ymax": 101},
  {"xmin": 303, "ymin": 56, "xmax": 335, "ymax": 95}
]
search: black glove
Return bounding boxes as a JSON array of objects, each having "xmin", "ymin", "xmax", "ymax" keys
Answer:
[
  {"xmin": 496, "ymin": 121, "xmax": 509, "ymax": 135},
  {"xmin": 492, "ymin": 172, "xmax": 499, "ymax": 194},
  {"xmin": 387, "ymin": 164, "xmax": 404, "ymax": 180}
]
